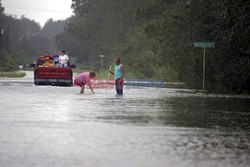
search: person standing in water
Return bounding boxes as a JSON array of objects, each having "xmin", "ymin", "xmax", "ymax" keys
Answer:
[
  {"xmin": 109, "ymin": 57, "xmax": 125, "ymax": 95},
  {"xmin": 74, "ymin": 72, "xmax": 96, "ymax": 94}
]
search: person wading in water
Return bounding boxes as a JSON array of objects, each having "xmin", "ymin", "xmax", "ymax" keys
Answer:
[
  {"xmin": 109, "ymin": 57, "xmax": 125, "ymax": 95},
  {"xmin": 74, "ymin": 72, "xmax": 96, "ymax": 94}
]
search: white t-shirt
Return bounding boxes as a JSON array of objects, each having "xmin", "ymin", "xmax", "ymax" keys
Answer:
[{"xmin": 59, "ymin": 54, "xmax": 69, "ymax": 65}]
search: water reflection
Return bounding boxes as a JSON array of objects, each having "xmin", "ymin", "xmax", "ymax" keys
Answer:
[
  {"xmin": 151, "ymin": 97, "xmax": 249, "ymax": 129},
  {"xmin": 88, "ymin": 92, "xmax": 250, "ymax": 130},
  {"xmin": 0, "ymin": 74, "xmax": 250, "ymax": 167}
]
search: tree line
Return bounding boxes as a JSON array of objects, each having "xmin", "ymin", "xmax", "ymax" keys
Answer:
[
  {"xmin": 56, "ymin": 0, "xmax": 249, "ymax": 94},
  {"xmin": 0, "ymin": 1, "xmax": 65, "ymax": 71},
  {"xmin": 1, "ymin": 0, "xmax": 249, "ymax": 93}
]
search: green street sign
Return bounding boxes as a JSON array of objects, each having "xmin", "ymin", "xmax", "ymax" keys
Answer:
[
  {"xmin": 99, "ymin": 55, "xmax": 105, "ymax": 58},
  {"xmin": 193, "ymin": 42, "xmax": 216, "ymax": 92},
  {"xmin": 194, "ymin": 42, "xmax": 215, "ymax": 48}
]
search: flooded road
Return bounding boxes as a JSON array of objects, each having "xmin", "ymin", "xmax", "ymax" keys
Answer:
[{"xmin": 0, "ymin": 72, "xmax": 250, "ymax": 167}]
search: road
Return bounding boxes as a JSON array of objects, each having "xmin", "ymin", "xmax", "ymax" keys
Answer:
[{"xmin": 0, "ymin": 71, "xmax": 249, "ymax": 167}]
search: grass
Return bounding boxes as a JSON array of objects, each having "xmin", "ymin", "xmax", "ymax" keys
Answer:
[
  {"xmin": 72, "ymin": 64, "xmax": 179, "ymax": 80},
  {"xmin": 73, "ymin": 69, "xmax": 111, "ymax": 79},
  {"xmin": 74, "ymin": 68, "xmax": 145, "ymax": 80},
  {"xmin": 0, "ymin": 71, "xmax": 26, "ymax": 78}
]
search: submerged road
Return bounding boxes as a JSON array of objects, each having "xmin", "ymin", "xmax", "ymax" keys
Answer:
[{"xmin": 0, "ymin": 71, "xmax": 249, "ymax": 167}]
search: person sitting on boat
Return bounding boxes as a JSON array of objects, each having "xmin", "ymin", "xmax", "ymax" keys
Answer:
[
  {"xmin": 51, "ymin": 50, "xmax": 60, "ymax": 66},
  {"xmin": 59, "ymin": 50, "xmax": 69, "ymax": 68},
  {"xmin": 74, "ymin": 72, "xmax": 96, "ymax": 94}
]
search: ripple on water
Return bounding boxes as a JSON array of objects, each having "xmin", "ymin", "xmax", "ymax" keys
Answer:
[{"xmin": 0, "ymin": 74, "xmax": 250, "ymax": 167}]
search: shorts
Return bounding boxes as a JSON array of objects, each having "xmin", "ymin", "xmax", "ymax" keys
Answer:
[
  {"xmin": 60, "ymin": 63, "xmax": 68, "ymax": 68},
  {"xmin": 74, "ymin": 79, "xmax": 86, "ymax": 87}
]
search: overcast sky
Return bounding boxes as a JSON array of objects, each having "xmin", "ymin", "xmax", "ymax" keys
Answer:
[{"xmin": 2, "ymin": 0, "xmax": 74, "ymax": 27}]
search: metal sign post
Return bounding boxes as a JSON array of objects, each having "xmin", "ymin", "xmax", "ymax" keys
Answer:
[
  {"xmin": 194, "ymin": 42, "xmax": 215, "ymax": 91},
  {"xmin": 99, "ymin": 55, "xmax": 105, "ymax": 71},
  {"xmin": 203, "ymin": 47, "xmax": 206, "ymax": 91},
  {"xmin": 0, "ymin": 25, "xmax": 2, "ymax": 49}
]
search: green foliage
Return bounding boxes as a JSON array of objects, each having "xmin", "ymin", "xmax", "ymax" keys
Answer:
[
  {"xmin": 40, "ymin": 19, "xmax": 66, "ymax": 50},
  {"xmin": 0, "ymin": 49, "xmax": 32, "ymax": 72},
  {"xmin": 0, "ymin": 3, "xmax": 66, "ymax": 61},
  {"xmin": 55, "ymin": 0, "xmax": 250, "ymax": 94},
  {"xmin": 12, "ymin": 50, "xmax": 30, "ymax": 65},
  {"xmin": 133, "ymin": 0, "xmax": 250, "ymax": 93},
  {"xmin": 154, "ymin": 64, "xmax": 178, "ymax": 82},
  {"xmin": 57, "ymin": 0, "xmax": 150, "ymax": 67},
  {"xmin": 186, "ymin": 0, "xmax": 250, "ymax": 93},
  {"xmin": 0, "ymin": 1, "xmax": 4, "ymax": 15},
  {"xmin": 1, "ymin": 15, "xmax": 43, "ymax": 56},
  {"xmin": 0, "ymin": 49, "xmax": 17, "ymax": 71}
]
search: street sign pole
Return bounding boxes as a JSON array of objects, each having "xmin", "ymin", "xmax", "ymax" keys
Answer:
[
  {"xmin": 99, "ymin": 55, "xmax": 105, "ymax": 72},
  {"xmin": 194, "ymin": 42, "xmax": 215, "ymax": 92},
  {"xmin": 203, "ymin": 47, "xmax": 206, "ymax": 91},
  {"xmin": 101, "ymin": 57, "xmax": 103, "ymax": 71},
  {"xmin": 0, "ymin": 25, "xmax": 2, "ymax": 49}
]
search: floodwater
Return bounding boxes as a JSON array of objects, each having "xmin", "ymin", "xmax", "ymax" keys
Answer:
[{"xmin": 0, "ymin": 71, "xmax": 249, "ymax": 167}]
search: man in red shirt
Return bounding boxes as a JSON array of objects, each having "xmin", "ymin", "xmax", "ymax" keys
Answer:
[
  {"xmin": 37, "ymin": 51, "xmax": 52, "ymax": 67},
  {"xmin": 39, "ymin": 51, "xmax": 51, "ymax": 60}
]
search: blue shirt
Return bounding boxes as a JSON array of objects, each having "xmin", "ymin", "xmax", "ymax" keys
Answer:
[
  {"xmin": 52, "ymin": 54, "xmax": 59, "ymax": 63},
  {"xmin": 114, "ymin": 64, "xmax": 122, "ymax": 80}
]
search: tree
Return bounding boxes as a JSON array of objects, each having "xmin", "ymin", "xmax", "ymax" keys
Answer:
[
  {"xmin": 136, "ymin": 0, "xmax": 250, "ymax": 93},
  {"xmin": 0, "ymin": 0, "xmax": 5, "ymax": 49},
  {"xmin": 57, "ymin": 0, "xmax": 150, "ymax": 68},
  {"xmin": 40, "ymin": 19, "xmax": 66, "ymax": 50},
  {"xmin": 0, "ymin": 0, "xmax": 4, "ymax": 15},
  {"xmin": 55, "ymin": 0, "xmax": 250, "ymax": 93},
  {"xmin": 0, "ymin": 49, "xmax": 17, "ymax": 71}
]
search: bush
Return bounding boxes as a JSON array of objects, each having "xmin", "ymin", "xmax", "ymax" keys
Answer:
[
  {"xmin": 0, "ymin": 49, "xmax": 29, "ymax": 72},
  {"xmin": 0, "ymin": 49, "xmax": 17, "ymax": 72}
]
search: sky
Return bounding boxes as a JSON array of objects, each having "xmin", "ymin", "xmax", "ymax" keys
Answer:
[{"xmin": 2, "ymin": 0, "xmax": 74, "ymax": 27}]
